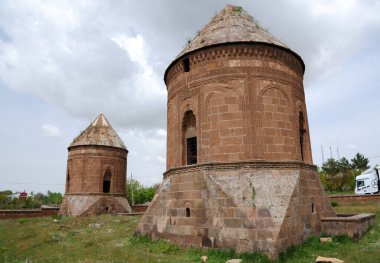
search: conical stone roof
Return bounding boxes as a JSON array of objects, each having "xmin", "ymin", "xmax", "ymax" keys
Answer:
[
  {"xmin": 69, "ymin": 114, "xmax": 127, "ymax": 150},
  {"xmin": 177, "ymin": 4, "xmax": 289, "ymax": 58}
]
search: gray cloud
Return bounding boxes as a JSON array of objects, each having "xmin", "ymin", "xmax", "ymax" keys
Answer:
[
  {"xmin": 0, "ymin": 0, "xmax": 379, "ymax": 192},
  {"xmin": 2, "ymin": 1, "xmax": 379, "ymax": 130}
]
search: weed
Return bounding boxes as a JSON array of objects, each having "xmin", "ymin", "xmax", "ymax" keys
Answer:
[
  {"xmin": 51, "ymin": 214, "xmax": 63, "ymax": 220},
  {"xmin": 331, "ymin": 201, "xmax": 338, "ymax": 207},
  {"xmin": 183, "ymin": 37, "xmax": 192, "ymax": 49},
  {"xmin": 130, "ymin": 235, "xmax": 180, "ymax": 254},
  {"xmin": 232, "ymin": 6, "xmax": 243, "ymax": 15}
]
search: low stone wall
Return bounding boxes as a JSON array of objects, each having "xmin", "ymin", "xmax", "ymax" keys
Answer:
[
  {"xmin": 0, "ymin": 206, "xmax": 59, "ymax": 219},
  {"xmin": 329, "ymin": 194, "xmax": 380, "ymax": 204},
  {"xmin": 132, "ymin": 205, "xmax": 149, "ymax": 213},
  {"xmin": 321, "ymin": 213, "xmax": 376, "ymax": 239}
]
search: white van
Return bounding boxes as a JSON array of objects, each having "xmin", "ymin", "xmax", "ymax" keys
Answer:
[{"xmin": 355, "ymin": 165, "xmax": 380, "ymax": 195}]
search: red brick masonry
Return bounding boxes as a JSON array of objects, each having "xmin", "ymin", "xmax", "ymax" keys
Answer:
[
  {"xmin": 0, "ymin": 206, "xmax": 59, "ymax": 219},
  {"xmin": 329, "ymin": 194, "xmax": 380, "ymax": 204},
  {"xmin": 132, "ymin": 205, "xmax": 149, "ymax": 213}
]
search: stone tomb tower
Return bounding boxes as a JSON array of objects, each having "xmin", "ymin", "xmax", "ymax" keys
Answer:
[
  {"xmin": 137, "ymin": 5, "xmax": 335, "ymax": 257},
  {"xmin": 59, "ymin": 114, "xmax": 131, "ymax": 216}
]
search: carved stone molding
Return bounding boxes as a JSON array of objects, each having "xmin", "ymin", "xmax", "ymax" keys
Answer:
[
  {"xmin": 168, "ymin": 66, "xmax": 302, "ymax": 101},
  {"xmin": 166, "ymin": 43, "xmax": 304, "ymax": 84},
  {"xmin": 163, "ymin": 160, "xmax": 317, "ymax": 178}
]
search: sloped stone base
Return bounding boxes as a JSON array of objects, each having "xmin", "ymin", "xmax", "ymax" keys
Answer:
[
  {"xmin": 136, "ymin": 161, "xmax": 335, "ymax": 258},
  {"xmin": 59, "ymin": 194, "xmax": 131, "ymax": 216}
]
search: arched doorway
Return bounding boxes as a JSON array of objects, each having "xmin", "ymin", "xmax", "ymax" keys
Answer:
[
  {"xmin": 103, "ymin": 168, "xmax": 112, "ymax": 193},
  {"xmin": 182, "ymin": 110, "xmax": 197, "ymax": 165}
]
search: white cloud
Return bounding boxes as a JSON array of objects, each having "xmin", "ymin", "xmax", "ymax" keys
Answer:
[
  {"xmin": 0, "ymin": 0, "xmax": 379, "ymax": 191},
  {"xmin": 41, "ymin": 123, "xmax": 61, "ymax": 138},
  {"xmin": 0, "ymin": 0, "xmax": 166, "ymax": 131}
]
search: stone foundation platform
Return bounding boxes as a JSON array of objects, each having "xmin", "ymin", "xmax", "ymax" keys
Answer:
[
  {"xmin": 136, "ymin": 161, "xmax": 335, "ymax": 258},
  {"xmin": 59, "ymin": 193, "xmax": 131, "ymax": 216},
  {"xmin": 322, "ymin": 213, "xmax": 376, "ymax": 239}
]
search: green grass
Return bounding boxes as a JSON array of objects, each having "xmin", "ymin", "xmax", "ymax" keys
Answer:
[{"xmin": 1, "ymin": 202, "xmax": 379, "ymax": 262}]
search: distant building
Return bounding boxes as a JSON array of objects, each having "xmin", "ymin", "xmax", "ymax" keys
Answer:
[
  {"xmin": 59, "ymin": 114, "xmax": 131, "ymax": 216},
  {"xmin": 19, "ymin": 191, "xmax": 27, "ymax": 200}
]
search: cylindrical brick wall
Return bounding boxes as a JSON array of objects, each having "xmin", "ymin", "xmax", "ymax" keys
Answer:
[
  {"xmin": 65, "ymin": 145, "xmax": 127, "ymax": 194},
  {"xmin": 165, "ymin": 43, "xmax": 313, "ymax": 170}
]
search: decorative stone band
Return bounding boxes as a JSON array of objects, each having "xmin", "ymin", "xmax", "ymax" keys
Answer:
[
  {"xmin": 167, "ymin": 66, "xmax": 304, "ymax": 102},
  {"xmin": 68, "ymin": 145, "xmax": 128, "ymax": 154},
  {"xmin": 165, "ymin": 43, "xmax": 304, "ymax": 84},
  {"xmin": 163, "ymin": 160, "xmax": 317, "ymax": 178},
  {"xmin": 64, "ymin": 193, "xmax": 126, "ymax": 197}
]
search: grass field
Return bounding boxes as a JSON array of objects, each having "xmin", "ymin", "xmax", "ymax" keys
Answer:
[{"xmin": 0, "ymin": 202, "xmax": 379, "ymax": 263}]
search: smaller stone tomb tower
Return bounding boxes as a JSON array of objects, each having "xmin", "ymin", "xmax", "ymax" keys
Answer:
[{"xmin": 59, "ymin": 114, "xmax": 131, "ymax": 216}]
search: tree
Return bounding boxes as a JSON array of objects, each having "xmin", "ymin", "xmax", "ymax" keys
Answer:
[
  {"xmin": 126, "ymin": 179, "xmax": 158, "ymax": 205},
  {"xmin": 351, "ymin": 153, "xmax": 370, "ymax": 171},
  {"xmin": 44, "ymin": 191, "xmax": 63, "ymax": 205},
  {"xmin": 321, "ymin": 158, "xmax": 340, "ymax": 191},
  {"xmin": 336, "ymin": 157, "xmax": 354, "ymax": 191},
  {"xmin": 320, "ymin": 157, "xmax": 357, "ymax": 192}
]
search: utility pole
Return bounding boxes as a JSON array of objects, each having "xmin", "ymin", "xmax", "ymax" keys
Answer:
[
  {"xmin": 337, "ymin": 147, "xmax": 340, "ymax": 159},
  {"xmin": 329, "ymin": 146, "xmax": 333, "ymax": 159},
  {"xmin": 321, "ymin": 145, "xmax": 325, "ymax": 164},
  {"xmin": 131, "ymin": 173, "xmax": 134, "ymax": 206}
]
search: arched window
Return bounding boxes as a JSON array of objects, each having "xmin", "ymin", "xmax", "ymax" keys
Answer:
[
  {"xmin": 182, "ymin": 111, "xmax": 197, "ymax": 165},
  {"xmin": 299, "ymin": 112, "xmax": 306, "ymax": 161},
  {"xmin": 184, "ymin": 201, "xmax": 191, "ymax": 217},
  {"xmin": 103, "ymin": 168, "xmax": 112, "ymax": 193}
]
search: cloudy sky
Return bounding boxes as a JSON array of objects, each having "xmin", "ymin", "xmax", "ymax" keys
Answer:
[{"xmin": 0, "ymin": 0, "xmax": 379, "ymax": 194}]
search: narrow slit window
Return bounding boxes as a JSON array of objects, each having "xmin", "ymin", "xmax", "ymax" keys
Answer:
[
  {"xmin": 186, "ymin": 207, "xmax": 190, "ymax": 217},
  {"xmin": 183, "ymin": 58, "xmax": 190, "ymax": 72},
  {"xmin": 311, "ymin": 203, "xmax": 315, "ymax": 214}
]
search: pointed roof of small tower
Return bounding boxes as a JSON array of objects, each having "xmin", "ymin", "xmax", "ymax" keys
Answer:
[
  {"xmin": 69, "ymin": 113, "xmax": 127, "ymax": 150},
  {"xmin": 177, "ymin": 4, "xmax": 289, "ymax": 58}
]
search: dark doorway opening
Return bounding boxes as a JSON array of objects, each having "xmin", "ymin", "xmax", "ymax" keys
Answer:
[
  {"xmin": 103, "ymin": 181, "xmax": 110, "ymax": 193},
  {"xmin": 182, "ymin": 110, "xmax": 197, "ymax": 165},
  {"xmin": 103, "ymin": 168, "xmax": 111, "ymax": 193},
  {"xmin": 187, "ymin": 137, "xmax": 197, "ymax": 165}
]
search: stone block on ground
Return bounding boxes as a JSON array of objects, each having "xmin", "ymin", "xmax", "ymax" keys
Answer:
[
  {"xmin": 319, "ymin": 237, "xmax": 332, "ymax": 243},
  {"xmin": 316, "ymin": 256, "xmax": 344, "ymax": 263}
]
